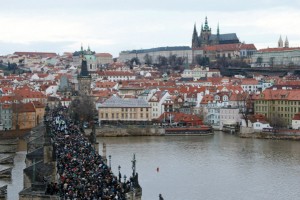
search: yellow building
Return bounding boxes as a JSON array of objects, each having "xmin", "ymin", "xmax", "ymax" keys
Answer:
[
  {"xmin": 253, "ymin": 88, "xmax": 300, "ymax": 126},
  {"xmin": 98, "ymin": 96, "xmax": 151, "ymax": 125}
]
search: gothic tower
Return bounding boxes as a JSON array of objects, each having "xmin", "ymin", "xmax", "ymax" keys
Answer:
[
  {"xmin": 278, "ymin": 35, "xmax": 283, "ymax": 48},
  {"xmin": 78, "ymin": 55, "xmax": 92, "ymax": 96},
  {"xmin": 284, "ymin": 36, "xmax": 289, "ymax": 48},
  {"xmin": 192, "ymin": 23, "xmax": 200, "ymax": 48},
  {"xmin": 199, "ymin": 16, "xmax": 212, "ymax": 46}
]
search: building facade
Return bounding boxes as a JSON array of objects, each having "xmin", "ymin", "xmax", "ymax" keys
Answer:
[
  {"xmin": 253, "ymin": 88, "xmax": 300, "ymax": 127},
  {"xmin": 73, "ymin": 46, "xmax": 97, "ymax": 72},
  {"xmin": 98, "ymin": 96, "xmax": 152, "ymax": 124},
  {"xmin": 119, "ymin": 46, "xmax": 202, "ymax": 64}
]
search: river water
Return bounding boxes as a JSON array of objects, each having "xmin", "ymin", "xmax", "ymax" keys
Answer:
[
  {"xmin": 1, "ymin": 133, "xmax": 300, "ymax": 200},
  {"xmin": 0, "ymin": 140, "xmax": 26, "ymax": 200},
  {"xmin": 97, "ymin": 132, "xmax": 300, "ymax": 200}
]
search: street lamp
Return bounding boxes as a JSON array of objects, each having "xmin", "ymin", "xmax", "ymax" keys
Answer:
[
  {"xmin": 108, "ymin": 155, "xmax": 111, "ymax": 168},
  {"xmin": 118, "ymin": 165, "xmax": 121, "ymax": 182}
]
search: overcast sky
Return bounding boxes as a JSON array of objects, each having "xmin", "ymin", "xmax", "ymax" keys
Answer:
[{"xmin": 1, "ymin": 0, "xmax": 300, "ymax": 57}]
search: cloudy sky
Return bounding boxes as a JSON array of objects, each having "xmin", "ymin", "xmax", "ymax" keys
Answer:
[{"xmin": 1, "ymin": 0, "xmax": 300, "ymax": 57}]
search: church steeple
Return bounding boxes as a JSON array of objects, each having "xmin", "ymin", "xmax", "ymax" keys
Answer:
[
  {"xmin": 204, "ymin": 16, "xmax": 209, "ymax": 31},
  {"xmin": 80, "ymin": 57, "xmax": 89, "ymax": 77},
  {"xmin": 192, "ymin": 23, "xmax": 200, "ymax": 48},
  {"xmin": 284, "ymin": 36, "xmax": 289, "ymax": 48},
  {"xmin": 217, "ymin": 23, "xmax": 220, "ymax": 36},
  {"xmin": 278, "ymin": 35, "xmax": 283, "ymax": 48}
]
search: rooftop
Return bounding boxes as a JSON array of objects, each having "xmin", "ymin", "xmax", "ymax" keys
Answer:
[{"xmin": 98, "ymin": 96, "xmax": 150, "ymax": 108}]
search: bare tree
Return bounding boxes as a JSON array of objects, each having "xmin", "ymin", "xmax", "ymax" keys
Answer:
[
  {"xmin": 237, "ymin": 92, "xmax": 253, "ymax": 127},
  {"xmin": 69, "ymin": 94, "xmax": 97, "ymax": 123},
  {"xmin": 269, "ymin": 115, "xmax": 286, "ymax": 128},
  {"xmin": 256, "ymin": 57, "xmax": 263, "ymax": 67},
  {"xmin": 144, "ymin": 54, "xmax": 152, "ymax": 65}
]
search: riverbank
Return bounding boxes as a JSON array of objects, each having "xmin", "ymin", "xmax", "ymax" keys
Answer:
[
  {"xmin": 85, "ymin": 126, "xmax": 164, "ymax": 137},
  {"xmin": 239, "ymin": 132, "xmax": 300, "ymax": 141}
]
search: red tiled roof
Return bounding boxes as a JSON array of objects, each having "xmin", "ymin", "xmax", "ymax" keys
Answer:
[
  {"xmin": 98, "ymin": 71, "xmax": 135, "ymax": 76},
  {"xmin": 253, "ymin": 88, "xmax": 300, "ymax": 101},
  {"xmin": 198, "ymin": 43, "xmax": 256, "ymax": 51},
  {"xmin": 241, "ymin": 78, "xmax": 259, "ymax": 85},
  {"xmin": 12, "ymin": 103, "xmax": 35, "ymax": 113},
  {"xmin": 14, "ymin": 52, "xmax": 57, "ymax": 58},
  {"xmin": 292, "ymin": 113, "xmax": 300, "ymax": 120},
  {"xmin": 95, "ymin": 53, "xmax": 112, "ymax": 57}
]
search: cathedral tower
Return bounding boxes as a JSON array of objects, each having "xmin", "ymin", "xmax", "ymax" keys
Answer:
[
  {"xmin": 192, "ymin": 23, "xmax": 200, "ymax": 48},
  {"xmin": 278, "ymin": 35, "xmax": 283, "ymax": 48},
  {"xmin": 199, "ymin": 16, "xmax": 212, "ymax": 46},
  {"xmin": 284, "ymin": 36, "xmax": 289, "ymax": 48}
]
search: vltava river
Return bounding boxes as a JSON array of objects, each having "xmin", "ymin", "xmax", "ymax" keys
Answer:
[{"xmin": 97, "ymin": 132, "xmax": 300, "ymax": 200}]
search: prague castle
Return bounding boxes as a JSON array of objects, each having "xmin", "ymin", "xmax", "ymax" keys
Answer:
[{"xmin": 192, "ymin": 17, "xmax": 240, "ymax": 48}]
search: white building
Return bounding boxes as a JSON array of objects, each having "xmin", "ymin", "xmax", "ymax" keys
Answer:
[
  {"xmin": 292, "ymin": 113, "xmax": 300, "ymax": 130},
  {"xmin": 97, "ymin": 71, "xmax": 136, "ymax": 81},
  {"xmin": 220, "ymin": 106, "xmax": 241, "ymax": 129},
  {"xmin": 119, "ymin": 46, "xmax": 203, "ymax": 64},
  {"xmin": 181, "ymin": 66, "xmax": 221, "ymax": 80},
  {"xmin": 252, "ymin": 121, "xmax": 272, "ymax": 131},
  {"xmin": 148, "ymin": 90, "xmax": 170, "ymax": 119},
  {"xmin": 251, "ymin": 47, "xmax": 300, "ymax": 67},
  {"xmin": 240, "ymin": 79, "xmax": 259, "ymax": 93}
]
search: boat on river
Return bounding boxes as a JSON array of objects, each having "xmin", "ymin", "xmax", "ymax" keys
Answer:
[{"xmin": 164, "ymin": 126, "xmax": 213, "ymax": 136}]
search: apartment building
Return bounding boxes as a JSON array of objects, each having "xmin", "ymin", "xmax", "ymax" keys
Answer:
[
  {"xmin": 253, "ymin": 88, "xmax": 300, "ymax": 126},
  {"xmin": 98, "ymin": 96, "xmax": 151, "ymax": 124}
]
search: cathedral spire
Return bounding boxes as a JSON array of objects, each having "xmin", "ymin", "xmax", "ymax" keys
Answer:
[
  {"xmin": 192, "ymin": 23, "xmax": 200, "ymax": 48},
  {"xmin": 204, "ymin": 16, "xmax": 209, "ymax": 30},
  {"xmin": 217, "ymin": 23, "xmax": 220, "ymax": 36},
  {"xmin": 278, "ymin": 35, "xmax": 283, "ymax": 48},
  {"xmin": 284, "ymin": 36, "xmax": 289, "ymax": 48}
]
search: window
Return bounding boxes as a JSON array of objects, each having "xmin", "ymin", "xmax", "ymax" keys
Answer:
[
  {"xmin": 141, "ymin": 108, "xmax": 143, "ymax": 111},
  {"xmin": 105, "ymin": 113, "xmax": 108, "ymax": 119},
  {"xmin": 140, "ymin": 113, "xmax": 143, "ymax": 118}
]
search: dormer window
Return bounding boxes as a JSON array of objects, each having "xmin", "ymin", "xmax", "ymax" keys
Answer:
[
  {"xmin": 214, "ymin": 95, "xmax": 220, "ymax": 101},
  {"xmin": 223, "ymin": 95, "xmax": 228, "ymax": 101}
]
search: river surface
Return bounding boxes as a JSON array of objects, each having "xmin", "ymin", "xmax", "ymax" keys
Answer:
[
  {"xmin": 1, "ymin": 133, "xmax": 300, "ymax": 200},
  {"xmin": 97, "ymin": 132, "xmax": 300, "ymax": 200},
  {"xmin": 0, "ymin": 139, "xmax": 26, "ymax": 200}
]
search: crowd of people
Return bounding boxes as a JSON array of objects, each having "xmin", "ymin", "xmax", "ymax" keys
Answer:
[{"xmin": 47, "ymin": 107, "xmax": 131, "ymax": 199}]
